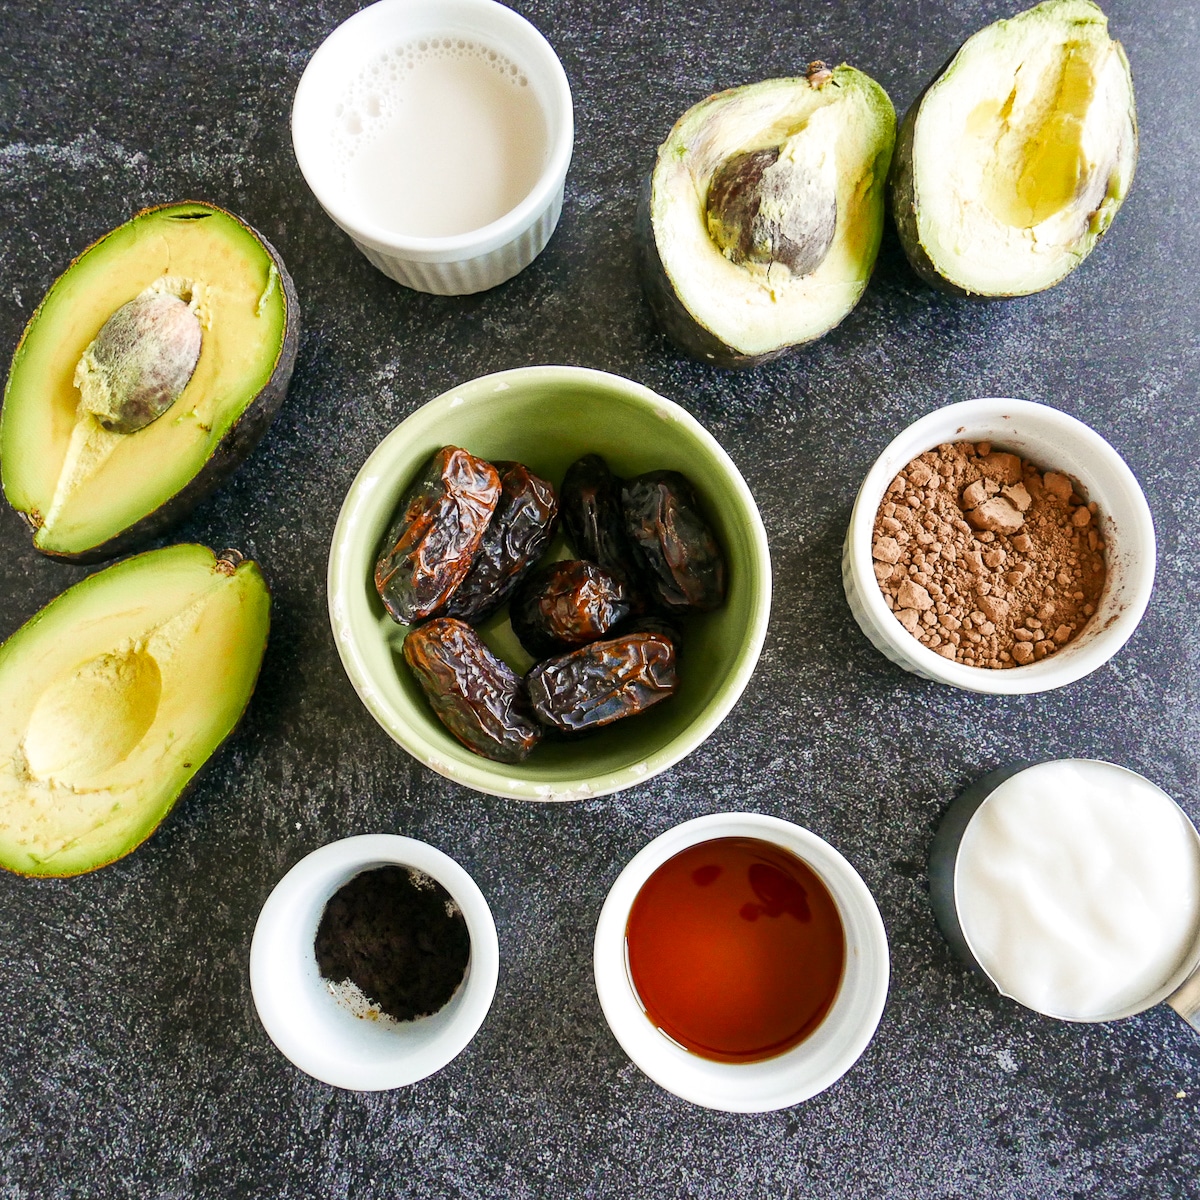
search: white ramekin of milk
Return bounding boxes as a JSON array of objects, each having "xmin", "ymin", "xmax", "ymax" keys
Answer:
[
  {"xmin": 292, "ymin": 0, "xmax": 573, "ymax": 294},
  {"xmin": 929, "ymin": 760, "xmax": 1200, "ymax": 1030}
]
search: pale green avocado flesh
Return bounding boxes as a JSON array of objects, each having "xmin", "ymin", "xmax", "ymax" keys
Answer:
[
  {"xmin": 892, "ymin": 0, "xmax": 1137, "ymax": 297},
  {"xmin": 645, "ymin": 65, "xmax": 896, "ymax": 365},
  {"xmin": 1, "ymin": 202, "xmax": 295, "ymax": 560},
  {"xmin": 0, "ymin": 544, "xmax": 270, "ymax": 876}
]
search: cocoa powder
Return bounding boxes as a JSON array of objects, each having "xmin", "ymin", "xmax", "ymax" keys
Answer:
[{"xmin": 871, "ymin": 441, "xmax": 1107, "ymax": 668}]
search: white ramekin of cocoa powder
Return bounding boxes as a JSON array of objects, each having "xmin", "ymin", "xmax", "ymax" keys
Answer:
[{"xmin": 842, "ymin": 399, "xmax": 1156, "ymax": 694}]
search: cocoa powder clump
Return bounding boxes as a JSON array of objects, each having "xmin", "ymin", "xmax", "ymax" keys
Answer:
[{"xmin": 871, "ymin": 441, "xmax": 1107, "ymax": 668}]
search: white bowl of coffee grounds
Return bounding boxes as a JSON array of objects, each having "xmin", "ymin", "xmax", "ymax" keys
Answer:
[
  {"xmin": 250, "ymin": 834, "xmax": 499, "ymax": 1090},
  {"xmin": 842, "ymin": 398, "xmax": 1155, "ymax": 694}
]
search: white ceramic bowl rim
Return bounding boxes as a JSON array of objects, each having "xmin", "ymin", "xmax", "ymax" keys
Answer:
[
  {"xmin": 249, "ymin": 834, "xmax": 499, "ymax": 1091},
  {"xmin": 291, "ymin": 0, "xmax": 574, "ymax": 257},
  {"xmin": 593, "ymin": 813, "xmax": 890, "ymax": 1112},
  {"xmin": 326, "ymin": 364, "xmax": 772, "ymax": 802},
  {"xmin": 846, "ymin": 397, "xmax": 1156, "ymax": 694}
]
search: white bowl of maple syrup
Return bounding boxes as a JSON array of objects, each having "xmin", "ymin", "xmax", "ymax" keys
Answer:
[{"xmin": 593, "ymin": 813, "xmax": 889, "ymax": 1112}]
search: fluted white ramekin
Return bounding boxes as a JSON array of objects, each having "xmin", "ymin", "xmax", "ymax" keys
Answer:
[
  {"xmin": 292, "ymin": 0, "xmax": 573, "ymax": 295},
  {"xmin": 842, "ymin": 398, "xmax": 1156, "ymax": 694}
]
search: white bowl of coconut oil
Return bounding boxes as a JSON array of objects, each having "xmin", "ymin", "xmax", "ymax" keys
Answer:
[
  {"xmin": 930, "ymin": 759, "xmax": 1200, "ymax": 1029},
  {"xmin": 292, "ymin": 0, "xmax": 573, "ymax": 294}
]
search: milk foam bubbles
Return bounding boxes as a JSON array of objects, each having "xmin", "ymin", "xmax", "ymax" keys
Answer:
[
  {"xmin": 331, "ymin": 38, "xmax": 548, "ymax": 238},
  {"xmin": 956, "ymin": 760, "xmax": 1200, "ymax": 1021}
]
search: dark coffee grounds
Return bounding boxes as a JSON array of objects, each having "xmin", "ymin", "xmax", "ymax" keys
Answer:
[
  {"xmin": 871, "ymin": 440, "xmax": 1107, "ymax": 668},
  {"xmin": 314, "ymin": 865, "xmax": 470, "ymax": 1022}
]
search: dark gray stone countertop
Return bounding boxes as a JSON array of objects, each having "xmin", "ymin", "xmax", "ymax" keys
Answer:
[{"xmin": 1, "ymin": 1, "xmax": 1197, "ymax": 1197}]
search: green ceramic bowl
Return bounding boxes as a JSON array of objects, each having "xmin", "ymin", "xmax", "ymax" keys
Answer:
[{"xmin": 327, "ymin": 366, "xmax": 771, "ymax": 800}]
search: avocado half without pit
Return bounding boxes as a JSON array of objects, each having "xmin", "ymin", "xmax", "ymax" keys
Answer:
[
  {"xmin": 890, "ymin": 0, "xmax": 1137, "ymax": 297},
  {"xmin": 638, "ymin": 62, "xmax": 897, "ymax": 368},
  {"xmin": 0, "ymin": 544, "xmax": 271, "ymax": 876},
  {"xmin": 1, "ymin": 201, "xmax": 299, "ymax": 562}
]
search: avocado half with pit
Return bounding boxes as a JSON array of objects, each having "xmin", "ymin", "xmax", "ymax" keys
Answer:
[
  {"xmin": 0, "ymin": 544, "xmax": 270, "ymax": 876},
  {"xmin": 890, "ymin": 0, "xmax": 1137, "ymax": 297},
  {"xmin": 1, "ymin": 202, "xmax": 299, "ymax": 562},
  {"xmin": 639, "ymin": 63, "xmax": 896, "ymax": 368}
]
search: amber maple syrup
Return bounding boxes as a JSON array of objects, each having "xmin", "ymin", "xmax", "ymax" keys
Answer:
[{"xmin": 625, "ymin": 837, "xmax": 845, "ymax": 1062}]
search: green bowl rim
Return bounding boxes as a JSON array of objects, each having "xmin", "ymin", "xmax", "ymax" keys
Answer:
[{"xmin": 326, "ymin": 365, "xmax": 772, "ymax": 801}]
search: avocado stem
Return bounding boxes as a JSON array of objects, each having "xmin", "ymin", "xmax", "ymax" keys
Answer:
[
  {"xmin": 806, "ymin": 61, "xmax": 833, "ymax": 87},
  {"xmin": 215, "ymin": 549, "xmax": 245, "ymax": 575}
]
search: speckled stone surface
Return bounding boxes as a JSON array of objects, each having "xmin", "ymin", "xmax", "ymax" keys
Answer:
[{"xmin": 1, "ymin": 1, "xmax": 1198, "ymax": 1196}]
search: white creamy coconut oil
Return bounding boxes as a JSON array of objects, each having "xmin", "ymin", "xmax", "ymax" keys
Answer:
[{"xmin": 955, "ymin": 759, "xmax": 1200, "ymax": 1021}]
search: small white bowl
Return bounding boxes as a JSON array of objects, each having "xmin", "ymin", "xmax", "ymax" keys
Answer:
[
  {"xmin": 593, "ymin": 813, "xmax": 889, "ymax": 1112},
  {"xmin": 249, "ymin": 834, "xmax": 499, "ymax": 1090},
  {"xmin": 842, "ymin": 398, "xmax": 1156, "ymax": 694},
  {"xmin": 292, "ymin": 0, "xmax": 573, "ymax": 295}
]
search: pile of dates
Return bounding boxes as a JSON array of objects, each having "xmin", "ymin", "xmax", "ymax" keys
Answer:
[{"xmin": 373, "ymin": 446, "xmax": 728, "ymax": 763}]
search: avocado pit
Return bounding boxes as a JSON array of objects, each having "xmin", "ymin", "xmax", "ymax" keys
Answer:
[
  {"xmin": 705, "ymin": 143, "xmax": 837, "ymax": 277},
  {"xmin": 75, "ymin": 285, "xmax": 203, "ymax": 434}
]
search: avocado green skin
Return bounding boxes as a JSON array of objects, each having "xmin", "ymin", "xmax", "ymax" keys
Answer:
[
  {"xmin": 0, "ymin": 545, "xmax": 270, "ymax": 878},
  {"xmin": 3, "ymin": 201, "xmax": 301, "ymax": 564},
  {"xmin": 636, "ymin": 173, "xmax": 789, "ymax": 370}
]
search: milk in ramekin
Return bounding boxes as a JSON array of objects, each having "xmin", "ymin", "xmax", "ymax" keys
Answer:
[{"xmin": 293, "ymin": 0, "xmax": 573, "ymax": 294}]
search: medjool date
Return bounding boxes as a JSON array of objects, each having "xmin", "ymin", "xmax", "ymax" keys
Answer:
[
  {"xmin": 374, "ymin": 447, "xmax": 501, "ymax": 624},
  {"xmin": 403, "ymin": 618, "xmax": 541, "ymax": 763},
  {"xmin": 561, "ymin": 454, "xmax": 624, "ymax": 565},
  {"xmin": 560, "ymin": 454, "xmax": 648, "ymax": 610},
  {"xmin": 526, "ymin": 633, "xmax": 678, "ymax": 733},
  {"xmin": 622, "ymin": 470, "xmax": 726, "ymax": 612},
  {"xmin": 510, "ymin": 560, "xmax": 630, "ymax": 660},
  {"xmin": 442, "ymin": 462, "xmax": 558, "ymax": 624}
]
